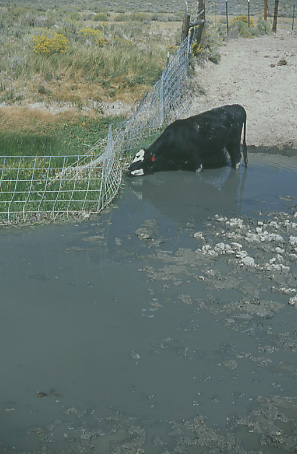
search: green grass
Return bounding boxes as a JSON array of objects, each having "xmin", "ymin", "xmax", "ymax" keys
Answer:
[
  {"xmin": 0, "ymin": 115, "xmax": 124, "ymax": 223},
  {"xmin": 0, "ymin": 154, "xmax": 104, "ymax": 222},
  {"xmin": 0, "ymin": 116, "xmax": 121, "ymax": 157}
]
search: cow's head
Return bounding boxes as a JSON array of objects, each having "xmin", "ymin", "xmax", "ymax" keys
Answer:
[{"xmin": 128, "ymin": 149, "xmax": 156, "ymax": 176}]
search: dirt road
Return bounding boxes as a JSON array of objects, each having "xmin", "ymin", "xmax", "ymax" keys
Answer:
[{"xmin": 193, "ymin": 30, "xmax": 297, "ymax": 150}]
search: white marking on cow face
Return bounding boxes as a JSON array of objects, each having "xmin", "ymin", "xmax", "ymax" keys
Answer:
[
  {"xmin": 132, "ymin": 149, "xmax": 145, "ymax": 164},
  {"xmin": 131, "ymin": 168, "xmax": 144, "ymax": 176}
]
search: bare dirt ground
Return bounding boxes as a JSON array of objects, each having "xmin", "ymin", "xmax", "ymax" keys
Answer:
[{"xmin": 193, "ymin": 30, "xmax": 297, "ymax": 150}]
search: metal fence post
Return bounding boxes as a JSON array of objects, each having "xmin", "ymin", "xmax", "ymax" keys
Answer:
[
  {"xmin": 248, "ymin": 0, "xmax": 250, "ymax": 27},
  {"xmin": 99, "ymin": 125, "xmax": 112, "ymax": 209},
  {"xmin": 159, "ymin": 73, "xmax": 165, "ymax": 126},
  {"xmin": 226, "ymin": 0, "xmax": 229, "ymax": 34}
]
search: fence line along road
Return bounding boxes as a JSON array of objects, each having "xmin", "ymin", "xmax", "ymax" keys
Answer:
[
  {"xmin": 204, "ymin": 0, "xmax": 296, "ymax": 31},
  {"xmin": 0, "ymin": 36, "xmax": 191, "ymax": 225}
]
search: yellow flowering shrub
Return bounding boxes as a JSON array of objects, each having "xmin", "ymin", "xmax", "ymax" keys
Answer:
[
  {"xmin": 165, "ymin": 45, "xmax": 179, "ymax": 55},
  {"xmin": 230, "ymin": 15, "xmax": 255, "ymax": 27},
  {"xmin": 33, "ymin": 33, "xmax": 68, "ymax": 55},
  {"xmin": 79, "ymin": 28, "xmax": 109, "ymax": 46},
  {"xmin": 192, "ymin": 43, "xmax": 207, "ymax": 57}
]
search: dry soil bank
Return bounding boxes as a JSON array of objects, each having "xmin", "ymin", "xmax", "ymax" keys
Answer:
[{"xmin": 194, "ymin": 30, "xmax": 297, "ymax": 150}]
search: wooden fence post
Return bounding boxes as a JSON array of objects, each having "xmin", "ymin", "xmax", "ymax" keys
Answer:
[
  {"xmin": 264, "ymin": 0, "xmax": 268, "ymax": 20},
  {"xmin": 198, "ymin": 0, "xmax": 206, "ymax": 47},
  {"xmin": 182, "ymin": 2, "xmax": 191, "ymax": 41},
  {"xmin": 272, "ymin": 0, "xmax": 279, "ymax": 32},
  {"xmin": 191, "ymin": 0, "xmax": 206, "ymax": 47}
]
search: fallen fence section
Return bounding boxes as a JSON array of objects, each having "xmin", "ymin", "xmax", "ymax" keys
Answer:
[
  {"xmin": 0, "ymin": 36, "xmax": 191, "ymax": 225},
  {"xmin": 0, "ymin": 153, "xmax": 111, "ymax": 224}
]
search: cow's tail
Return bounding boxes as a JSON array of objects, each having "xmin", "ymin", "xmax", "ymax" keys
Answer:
[{"xmin": 242, "ymin": 109, "xmax": 248, "ymax": 167}]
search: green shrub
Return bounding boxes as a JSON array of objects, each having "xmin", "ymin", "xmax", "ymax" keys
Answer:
[
  {"xmin": 37, "ymin": 85, "xmax": 51, "ymax": 95},
  {"xmin": 192, "ymin": 21, "xmax": 223, "ymax": 64},
  {"xmin": 192, "ymin": 42, "xmax": 206, "ymax": 58},
  {"xmin": 229, "ymin": 15, "xmax": 271, "ymax": 38},
  {"xmin": 79, "ymin": 28, "xmax": 109, "ymax": 46},
  {"xmin": 114, "ymin": 13, "xmax": 128, "ymax": 22},
  {"xmin": 129, "ymin": 12, "xmax": 150, "ymax": 22},
  {"xmin": 61, "ymin": 18, "xmax": 81, "ymax": 39},
  {"xmin": 230, "ymin": 15, "xmax": 255, "ymax": 27},
  {"xmin": 229, "ymin": 15, "xmax": 255, "ymax": 38},
  {"xmin": 256, "ymin": 16, "xmax": 272, "ymax": 34},
  {"xmin": 93, "ymin": 12, "xmax": 109, "ymax": 21}
]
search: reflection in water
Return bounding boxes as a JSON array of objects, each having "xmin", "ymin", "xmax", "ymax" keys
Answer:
[
  {"xmin": 126, "ymin": 166, "xmax": 247, "ymax": 221},
  {"xmin": 1, "ymin": 154, "xmax": 297, "ymax": 453},
  {"xmin": 126, "ymin": 153, "xmax": 297, "ymax": 223}
]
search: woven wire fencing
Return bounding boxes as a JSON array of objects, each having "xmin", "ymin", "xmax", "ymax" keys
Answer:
[
  {"xmin": 0, "ymin": 152, "xmax": 117, "ymax": 224},
  {"xmin": 103, "ymin": 36, "xmax": 191, "ymax": 158},
  {"xmin": 0, "ymin": 37, "xmax": 191, "ymax": 225}
]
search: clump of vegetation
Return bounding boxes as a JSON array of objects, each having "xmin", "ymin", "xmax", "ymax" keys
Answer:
[
  {"xmin": 255, "ymin": 16, "xmax": 272, "ymax": 34},
  {"xmin": 93, "ymin": 12, "xmax": 109, "ymax": 22},
  {"xmin": 79, "ymin": 28, "xmax": 109, "ymax": 46},
  {"xmin": 229, "ymin": 15, "xmax": 255, "ymax": 37},
  {"xmin": 229, "ymin": 15, "xmax": 271, "ymax": 38},
  {"xmin": 33, "ymin": 32, "xmax": 69, "ymax": 54},
  {"xmin": 192, "ymin": 21, "xmax": 224, "ymax": 64},
  {"xmin": 231, "ymin": 15, "xmax": 255, "ymax": 28}
]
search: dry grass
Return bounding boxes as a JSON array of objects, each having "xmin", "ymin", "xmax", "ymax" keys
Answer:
[
  {"xmin": 0, "ymin": 107, "xmax": 80, "ymax": 133},
  {"xmin": 0, "ymin": 3, "xmax": 181, "ymax": 114}
]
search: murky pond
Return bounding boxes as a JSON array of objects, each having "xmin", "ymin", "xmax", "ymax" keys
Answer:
[{"xmin": 1, "ymin": 152, "xmax": 297, "ymax": 453}]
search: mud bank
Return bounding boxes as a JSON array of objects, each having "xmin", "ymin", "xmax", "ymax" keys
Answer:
[{"xmin": 248, "ymin": 146, "xmax": 297, "ymax": 156}]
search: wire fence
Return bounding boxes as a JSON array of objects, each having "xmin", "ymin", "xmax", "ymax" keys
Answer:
[
  {"xmin": 0, "ymin": 154, "xmax": 106, "ymax": 223},
  {"xmin": 3, "ymin": 2, "xmax": 291, "ymax": 225},
  {"xmin": 204, "ymin": 0, "xmax": 296, "ymax": 31},
  {"xmin": 0, "ymin": 37, "xmax": 191, "ymax": 225}
]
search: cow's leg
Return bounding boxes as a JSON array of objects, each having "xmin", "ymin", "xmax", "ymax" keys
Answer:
[{"xmin": 226, "ymin": 136, "xmax": 242, "ymax": 169}]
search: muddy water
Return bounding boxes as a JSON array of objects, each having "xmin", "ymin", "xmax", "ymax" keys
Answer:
[{"xmin": 1, "ymin": 153, "xmax": 297, "ymax": 453}]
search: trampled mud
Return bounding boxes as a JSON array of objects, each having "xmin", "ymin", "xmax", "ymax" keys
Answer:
[{"xmin": 1, "ymin": 153, "xmax": 297, "ymax": 453}]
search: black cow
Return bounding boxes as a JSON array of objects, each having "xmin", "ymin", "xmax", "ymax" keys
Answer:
[{"xmin": 128, "ymin": 104, "xmax": 247, "ymax": 176}]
